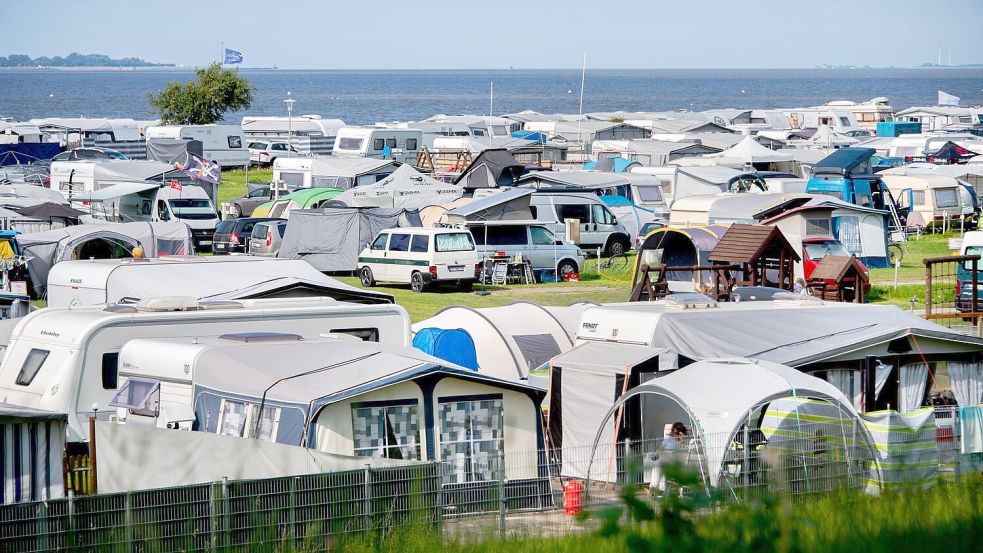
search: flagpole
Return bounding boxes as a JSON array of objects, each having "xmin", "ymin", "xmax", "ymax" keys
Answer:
[{"xmin": 220, "ymin": 41, "xmax": 224, "ymax": 66}]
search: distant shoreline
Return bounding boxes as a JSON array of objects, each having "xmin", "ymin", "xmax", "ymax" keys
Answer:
[{"xmin": 2, "ymin": 65, "xmax": 982, "ymax": 72}]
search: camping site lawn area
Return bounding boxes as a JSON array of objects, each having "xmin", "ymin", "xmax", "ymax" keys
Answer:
[{"xmin": 218, "ymin": 166, "xmax": 271, "ymax": 205}]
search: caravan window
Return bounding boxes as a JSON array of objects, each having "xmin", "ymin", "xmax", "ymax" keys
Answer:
[
  {"xmin": 838, "ymin": 117, "xmax": 851, "ymax": 127},
  {"xmin": 406, "ymin": 138, "xmax": 418, "ymax": 150},
  {"xmin": 557, "ymin": 204, "xmax": 590, "ymax": 222},
  {"xmin": 102, "ymin": 352, "xmax": 119, "ymax": 389},
  {"xmin": 935, "ymin": 188, "xmax": 959, "ymax": 209},
  {"xmin": 330, "ymin": 328, "xmax": 380, "ymax": 342},
  {"xmin": 438, "ymin": 396, "xmax": 504, "ymax": 483},
  {"xmin": 280, "ymin": 172, "xmax": 305, "ymax": 188},
  {"xmin": 635, "ymin": 186, "xmax": 663, "ymax": 202},
  {"xmin": 352, "ymin": 402, "xmax": 421, "ymax": 460},
  {"xmin": 228, "ymin": 136, "xmax": 242, "ymax": 148},
  {"xmin": 15, "ymin": 348, "xmax": 49, "ymax": 386},
  {"xmin": 372, "ymin": 138, "xmax": 385, "ymax": 151},
  {"xmin": 388, "ymin": 233, "xmax": 411, "ymax": 252},
  {"xmin": 385, "ymin": 139, "xmax": 397, "ymax": 149},
  {"xmin": 805, "ymin": 218, "xmax": 831, "ymax": 237},
  {"xmin": 912, "ymin": 190, "xmax": 926, "ymax": 206},
  {"xmin": 338, "ymin": 138, "xmax": 364, "ymax": 150},
  {"xmin": 218, "ymin": 400, "xmax": 280, "ymax": 441}
]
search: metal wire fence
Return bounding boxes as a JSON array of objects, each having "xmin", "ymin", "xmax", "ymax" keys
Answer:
[{"xmin": 0, "ymin": 411, "xmax": 974, "ymax": 552}]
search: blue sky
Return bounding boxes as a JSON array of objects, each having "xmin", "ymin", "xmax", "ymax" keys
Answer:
[{"xmin": 3, "ymin": 0, "xmax": 982, "ymax": 69}]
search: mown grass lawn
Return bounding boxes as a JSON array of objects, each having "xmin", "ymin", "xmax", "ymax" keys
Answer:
[{"xmin": 218, "ymin": 166, "xmax": 271, "ymax": 205}]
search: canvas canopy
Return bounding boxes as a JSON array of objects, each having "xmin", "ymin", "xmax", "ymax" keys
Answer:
[
  {"xmin": 16, "ymin": 221, "xmax": 193, "ymax": 294},
  {"xmin": 717, "ymin": 136, "xmax": 793, "ymax": 163},
  {"xmin": 46, "ymin": 257, "xmax": 393, "ymax": 307},
  {"xmin": 635, "ymin": 225, "xmax": 728, "ymax": 290},
  {"xmin": 443, "ymin": 188, "xmax": 533, "ymax": 223},
  {"xmin": 276, "ymin": 207, "xmax": 421, "ymax": 271},
  {"xmin": 454, "ymin": 149, "xmax": 525, "ymax": 189},
  {"xmin": 517, "ymin": 171, "xmax": 628, "ymax": 191},
  {"xmin": 146, "ymin": 138, "xmax": 204, "ymax": 165},
  {"xmin": 0, "ymin": 183, "xmax": 68, "ymax": 205},
  {"xmin": 334, "ymin": 165, "xmax": 462, "ymax": 209},
  {"xmin": 412, "ymin": 302, "xmax": 576, "ymax": 380},
  {"xmin": 591, "ymin": 358, "xmax": 868, "ymax": 487}
]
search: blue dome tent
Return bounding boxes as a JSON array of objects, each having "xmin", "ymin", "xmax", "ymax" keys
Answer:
[{"xmin": 412, "ymin": 328, "xmax": 479, "ymax": 371}]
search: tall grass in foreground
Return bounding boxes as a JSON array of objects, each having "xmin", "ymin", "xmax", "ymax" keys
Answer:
[{"xmin": 332, "ymin": 476, "xmax": 983, "ymax": 553}]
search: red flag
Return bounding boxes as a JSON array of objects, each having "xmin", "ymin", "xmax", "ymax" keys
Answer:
[{"xmin": 170, "ymin": 179, "xmax": 183, "ymax": 191}]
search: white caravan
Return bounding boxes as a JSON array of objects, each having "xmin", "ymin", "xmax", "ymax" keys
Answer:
[
  {"xmin": 48, "ymin": 160, "xmax": 179, "ymax": 199},
  {"xmin": 0, "ymin": 296, "xmax": 411, "ymax": 441},
  {"xmin": 72, "ymin": 182, "xmax": 219, "ymax": 250},
  {"xmin": 144, "ymin": 124, "xmax": 248, "ymax": 167},
  {"xmin": 272, "ymin": 157, "xmax": 399, "ymax": 189},
  {"xmin": 332, "ymin": 126, "xmax": 422, "ymax": 164}
]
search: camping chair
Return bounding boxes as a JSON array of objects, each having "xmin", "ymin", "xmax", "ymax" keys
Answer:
[{"xmin": 629, "ymin": 263, "xmax": 669, "ymax": 301}]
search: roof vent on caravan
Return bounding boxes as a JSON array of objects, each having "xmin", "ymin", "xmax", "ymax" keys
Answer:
[
  {"xmin": 663, "ymin": 293, "xmax": 718, "ymax": 309},
  {"xmin": 197, "ymin": 300, "xmax": 244, "ymax": 311},
  {"xmin": 135, "ymin": 296, "xmax": 200, "ymax": 312},
  {"xmin": 318, "ymin": 332, "xmax": 364, "ymax": 342},
  {"xmin": 103, "ymin": 304, "xmax": 139, "ymax": 314},
  {"xmin": 218, "ymin": 332, "xmax": 304, "ymax": 343}
]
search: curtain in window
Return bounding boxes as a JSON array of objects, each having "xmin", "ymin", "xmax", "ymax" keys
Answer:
[
  {"xmin": 219, "ymin": 401, "xmax": 248, "ymax": 437},
  {"xmin": 351, "ymin": 405, "xmax": 420, "ymax": 460},
  {"xmin": 948, "ymin": 361, "xmax": 983, "ymax": 406},
  {"xmin": 875, "ymin": 362, "xmax": 892, "ymax": 400},
  {"xmin": 439, "ymin": 399, "xmax": 504, "ymax": 483},
  {"xmin": 435, "ymin": 233, "xmax": 474, "ymax": 252},
  {"xmin": 837, "ymin": 216, "xmax": 862, "ymax": 254},
  {"xmin": 899, "ymin": 362, "xmax": 929, "ymax": 412},
  {"xmin": 825, "ymin": 370, "xmax": 862, "ymax": 410}
]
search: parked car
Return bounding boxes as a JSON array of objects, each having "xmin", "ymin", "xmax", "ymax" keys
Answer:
[
  {"xmin": 956, "ymin": 231, "xmax": 983, "ymax": 317},
  {"xmin": 248, "ymin": 220, "xmax": 288, "ymax": 257},
  {"xmin": 229, "ymin": 185, "xmax": 273, "ymax": 218},
  {"xmin": 358, "ymin": 228, "xmax": 480, "ymax": 293},
  {"xmin": 213, "ymin": 217, "xmax": 283, "ymax": 255},
  {"xmin": 248, "ymin": 141, "xmax": 299, "ymax": 167},
  {"xmin": 635, "ymin": 220, "xmax": 667, "ymax": 249},
  {"xmin": 464, "ymin": 222, "xmax": 586, "ymax": 278},
  {"xmin": 51, "ymin": 147, "xmax": 128, "ymax": 162},
  {"xmin": 801, "ymin": 238, "xmax": 870, "ymax": 299}
]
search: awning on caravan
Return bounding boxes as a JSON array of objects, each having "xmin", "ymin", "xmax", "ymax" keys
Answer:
[
  {"xmin": 444, "ymin": 188, "xmax": 533, "ymax": 222},
  {"xmin": 0, "ymin": 403, "xmax": 67, "ymax": 504},
  {"xmin": 334, "ymin": 165, "xmax": 462, "ymax": 210},
  {"xmin": 72, "ymin": 181, "xmax": 159, "ymax": 202}
]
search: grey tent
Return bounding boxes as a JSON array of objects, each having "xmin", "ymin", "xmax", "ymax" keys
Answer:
[
  {"xmin": 333, "ymin": 165, "xmax": 462, "ymax": 209},
  {"xmin": 146, "ymin": 139, "xmax": 204, "ymax": 166},
  {"xmin": 276, "ymin": 207, "xmax": 422, "ymax": 272},
  {"xmin": 14, "ymin": 202, "xmax": 85, "ymax": 224},
  {"xmin": 454, "ymin": 149, "xmax": 526, "ymax": 190},
  {"xmin": 16, "ymin": 221, "xmax": 193, "ymax": 295},
  {"xmin": 443, "ymin": 188, "xmax": 534, "ymax": 223}
]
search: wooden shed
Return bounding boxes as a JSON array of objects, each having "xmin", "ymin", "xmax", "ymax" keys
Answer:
[
  {"xmin": 707, "ymin": 224, "xmax": 800, "ymax": 291},
  {"xmin": 806, "ymin": 255, "xmax": 869, "ymax": 303}
]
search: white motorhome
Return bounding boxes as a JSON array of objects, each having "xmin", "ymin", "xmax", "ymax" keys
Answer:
[
  {"xmin": 332, "ymin": 126, "xmax": 422, "ymax": 164},
  {"xmin": 0, "ymin": 296, "xmax": 411, "ymax": 441},
  {"xmin": 48, "ymin": 160, "xmax": 181, "ymax": 198},
  {"xmin": 144, "ymin": 124, "xmax": 248, "ymax": 167},
  {"xmin": 272, "ymin": 157, "xmax": 399, "ymax": 189},
  {"xmin": 72, "ymin": 182, "xmax": 219, "ymax": 250}
]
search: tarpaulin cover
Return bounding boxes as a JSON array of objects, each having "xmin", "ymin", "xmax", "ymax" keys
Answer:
[
  {"xmin": 146, "ymin": 138, "xmax": 203, "ymax": 165},
  {"xmin": 412, "ymin": 327, "xmax": 479, "ymax": 370},
  {"xmin": 17, "ymin": 221, "xmax": 193, "ymax": 293},
  {"xmin": 0, "ymin": 144, "xmax": 64, "ymax": 166},
  {"xmin": 276, "ymin": 207, "xmax": 421, "ymax": 271},
  {"xmin": 94, "ymin": 421, "xmax": 416, "ymax": 493},
  {"xmin": 861, "ymin": 407, "xmax": 938, "ymax": 490}
]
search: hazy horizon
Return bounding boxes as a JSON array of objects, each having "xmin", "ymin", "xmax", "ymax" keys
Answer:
[{"xmin": 3, "ymin": 0, "xmax": 982, "ymax": 70}]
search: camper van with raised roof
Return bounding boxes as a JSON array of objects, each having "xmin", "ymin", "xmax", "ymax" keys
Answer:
[{"xmin": 0, "ymin": 296, "xmax": 411, "ymax": 441}]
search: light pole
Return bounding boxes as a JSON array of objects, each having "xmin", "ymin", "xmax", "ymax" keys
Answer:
[{"xmin": 284, "ymin": 91, "xmax": 296, "ymax": 153}]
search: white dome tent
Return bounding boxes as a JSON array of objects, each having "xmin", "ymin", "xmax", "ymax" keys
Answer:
[
  {"xmin": 412, "ymin": 302, "xmax": 583, "ymax": 381},
  {"xmin": 585, "ymin": 358, "xmax": 874, "ymax": 497}
]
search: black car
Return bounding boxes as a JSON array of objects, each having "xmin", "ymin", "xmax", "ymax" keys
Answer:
[{"xmin": 212, "ymin": 217, "xmax": 283, "ymax": 255}]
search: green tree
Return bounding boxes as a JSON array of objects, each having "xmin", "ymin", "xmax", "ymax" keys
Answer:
[{"xmin": 148, "ymin": 63, "xmax": 254, "ymax": 125}]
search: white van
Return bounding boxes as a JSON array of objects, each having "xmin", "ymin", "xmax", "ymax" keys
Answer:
[
  {"xmin": 75, "ymin": 182, "xmax": 220, "ymax": 251},
  {"xmin": 358, "ymin": 228, "xmax": 479, "ymax": 292},
  {"xmin": 529, "ymin": 192, "xmax": 632, "ymax": 256},
  {"xmin": 463, "ymin": 221, "xmax": 586, "ymax": 276},
  {"xmin": 144, "ymin": 124, "xmax": 249, "ymax": 167},
  {"xmin": 333, "ymin": 126, "xmax": 422, "ymax": 164},
  {"xmin": 0, "ymin": 296, "xmax": 411, "ymax": 441}
]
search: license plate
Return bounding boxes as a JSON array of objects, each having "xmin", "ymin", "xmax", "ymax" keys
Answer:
[
  {"xmin": 200, "ymin": 240, "xmax": 213, "ymax": 246},
  {"xmin": 448, "ymin": 265, "xmax": 465, "ymax": 272},
  {"xmin": 214, "ymin": 244, "xmax": 226, "ymax": 249}
]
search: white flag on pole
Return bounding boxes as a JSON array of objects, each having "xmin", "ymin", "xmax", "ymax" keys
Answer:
[{"xmin": 938, "ymin": 90, "xmax": 960, "ymax": 106}]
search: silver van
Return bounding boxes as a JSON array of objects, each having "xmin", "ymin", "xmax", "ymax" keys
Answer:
[
  {"xmin": 528, "ymin": 192, "xmax": 631, "ymax": 256},
  {"xmin": 464, "ymin": 221, "xmax": 586, "ymax": 276}
]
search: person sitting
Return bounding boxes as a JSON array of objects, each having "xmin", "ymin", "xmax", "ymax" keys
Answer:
[{"xmin": 661, "ymin": 421, "xmax": 689, "ymax": 451}]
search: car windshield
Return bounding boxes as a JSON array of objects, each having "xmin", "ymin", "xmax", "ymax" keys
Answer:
[
  {"xmin": 804, "ymin": 241, "xmax": 851, "ymax": 260},
  {"xmin": 106, "ymin": 150, "xmax": 127, "ymax": 160},
  {"xmin": 248, "ymin": 142, "xmax": 269, "ymax": 149},
  {"xmin": 215, "ymin": 220, "xmax": 236, "ymax": 234},
  {"xmin": 435, "ymin": 232, "xmax": 475, "ymax": 252},
  {"xmin": 169, "ymin": 199, "xmax": 215, "ymax": 220}
]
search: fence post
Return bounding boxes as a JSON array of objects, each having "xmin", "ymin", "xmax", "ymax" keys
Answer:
[
  {"xmin": 221, "ymin": 476, "xmax": 230, "ymax": 550},
  {"xmin": 924, "ymin": 261, "xmax": 933, "ymax": 317},
  {"xmin": 288, "ymin": 476, "xmax": 297, "ymax": 543},
  {"xmin": 973, "ymin": 258, "xmax": 979, "ymax": 333},
  {"xmin": 124, "ymin": 490, "xmax": 133, "ymax": 552},
  {"xmin": 498, "ymin": 451, "xmax": 507, "ymax": 539},
  {"xmin": 67, "ymin": 489, "xmax": 76, "ymax": 550},
  {"xmin": 363, "ymin": 465, "xmax": 373, "ymax": 532},
  {"xmin": 209, "ymin": 480, "xmax": 219, "ymax": 553},
  {"xmin": 88, "ymin": 416, "xmax": 98, "ymax": 495}
]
